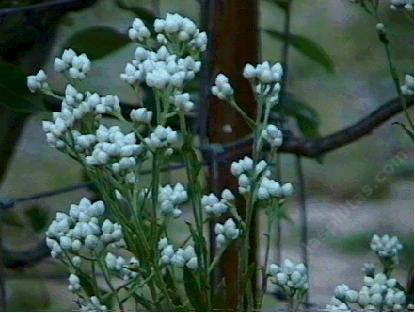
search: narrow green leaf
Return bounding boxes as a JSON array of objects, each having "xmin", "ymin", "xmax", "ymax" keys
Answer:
[
  {"xmin": 393, "ymin": 122, "xmax": 414, "ymax": 140},
  {"xmin": 183, "ymin": 267, "xmax": 205, "ymax": 311},
  {"xmin": 0, "ymin": 61, "xmax": 45, "ymax": 112},
  {"xmin": 264, "ymin": 29, "xmax": 335, "ymax": 72},
  {"xmin": 132, "ymin": 293, "xmax": 154, "ymax": 311},
  {"xmin": 263, "ymin": 0, "xmax": 289, "ymax": 10},
  {"xmin": 274, "ymin": 92, "xmax": 321, "ymax": 139},
  {"xmin": 63, "ymin": 26, "xmax": 130, "ymax": 60},
  {"xmin": 1, "ymin": 211, "xmax": 25, "ymax": 228},
  {"xmin": 115, "ymin": 0, "xmax": 156, "ymax": 26}
]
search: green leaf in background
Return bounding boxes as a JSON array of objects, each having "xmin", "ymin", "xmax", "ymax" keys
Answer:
[
  {"xmin": 392, "ymin": 122, "xmax": 414, "ymax": 140},
  {"xmin": 263, "ymin": 0, "xmax": 289, "ymax": 10},
  {"xmin": 63, "ymin": 26, "xmax": 130, "ymax": 60},
  {"xmin": 183, "ymin": 267, "xmax": 205, "ymax": 311},
  {"xmin": 264, "ymin": 29, "xmax": 335, "ymax": 73},
  {"xmin": 1, "ymin": 210, "xmax": 25, "ymax": 228},
  {"xmin": 272, "ymin": 92, "xmax": 321, "ymax": 139},
  {"xmin": 0, "ymin": 61, "xmax": 45, "ymax": 112},
  {"xmin": 115, "ymin": 0, "xmax": 156, "ymax": 26},
  {"xmin": 24, "ymin": 206, "xmax": 50, "ymax": 233}
]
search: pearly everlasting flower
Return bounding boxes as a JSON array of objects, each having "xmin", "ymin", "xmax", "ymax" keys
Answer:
[
  {"xmin": 144, "ymin": 125, "xmax": 181, "ymax": 152},
  {"xmin": 269, "ymin": 259, "xmax": 309, "ymax": 293},
  {"xmin": 121, "ymin": 46, "xmax": 201, "ymax": 88},
  {"xmin": 80, "ymin": 296, "xmax": 107, "ymax": 311},
  {"xmin": 244, "ymin": 61, "xmax": 283, "ymax": 83},
  {"xmin": 153, "ymin": 13, "xmax": 207, "ymax": 52},
  {"xmin": 370, "ymin": 234, "xmax": 403, "ymax": 265},
  {"xmin": 262, "ymin": 124, "xmax": 283, "ymax": 148},
  {"xmin": 211, "ymin": 74, "xmax": 234, "ymax": 100},
  {"xmin": 68, "ymin": 274, "xmax": 81, "ymax": 293},
  {"xmin": 105, "ymin": 252, "xmax": 139, "ymax": 281},
  {"xmin": 401, "ymin": 74, "xmax": 414, "ymax": 95},
  {"xmin": 129, "ymin": 18, "xmax": 151, "ymax": 41},
  {"xmin": 54, "ymin": 49, "xmax": 91, "ymax": 79},
  {"xmin": 214, "ymin": 218, "xmax": 241, "ymax": 249},
  {"xmin": 130, "ymin": 108, "xmax": 152, "ymax": 123},
  {"xmin": 390, "ymin": 0, "xmax": 413, "ymax": 10},
  {"xmin": 158, "ymin": 183, "xmax": 188, "ymax": 217},
  {"xmin": 202, "ymin": 189, "xmax": 234, "ymax": 217},
  {"xmin": 158, "ymin": 238, "xmax": 198, "ymax": 269},
  {"xmin": 27, "ymin": 70, "xmax": 48, "ymax": 93},
  {"xmin": 46, "ymin": 198, "xmax": 123, "ymax": 258},
  {"xmin": 172, "ymin": 93, "xmax": 195, "ymax": 112},
  {"xmin": 326, "ymin": 297, "xmax": 350, "ymax": 312}
]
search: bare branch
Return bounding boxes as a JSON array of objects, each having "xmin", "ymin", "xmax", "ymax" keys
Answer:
[
  {"xmin": 3, "ymin": 241, "xmax": 49, "ymax": 269},
  {"xmin": 222, "ymin": 97, "xmax": 413, "ymax": 159}
]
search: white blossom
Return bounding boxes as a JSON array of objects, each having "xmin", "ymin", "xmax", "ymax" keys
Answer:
[
  {"xmin": 54, "ymin": 48, "xmax": 91, "ymax": 79},
  {"xmin": 269, "ymin": 259, "xmax": 309, "ymax": 292},
  {"xmin": 390, "ymin": 0, "xmax": 413, "ymax": 10},
  {"xmin": 144, "ymin": 125, "xmax": 180, "ymax": 151},
  {"xmin": 27, "ymin": 70, "xmax": 48, "ymax": 93},
  {"xmin": 401, "ymin": 74, "xmax": 414, "ymax": 95},
  {"xmin": 130, "ymin": 108, "xmax": 153, "ymax": 123},
  {"xmin": 211, "ymin": 74, "xmax": 234, "ymax": 100},
  {"xmin": 158, "ymin": 238, "xmax": 198, "ymax": 269},
  {"xmin": 129, "ymin": 18, "xmax": 151, "ymax": 41},
  {"xmin": 80, "ymin": 296, "xmax": 107, "ymax": 311},
  {"xmin": 202, "ymin": 189, "xmax": 234, "ymax": 217},
  {"xmin": 172, "ymin": 93, "xmax": 195, "ymax": 112},
  {"xmin": 68, "ymin": 274, "xmax": 81, "ymax": 293},
  {"xmin": 370, "ymin": 234, "xmax": 403, "ymax": 265},
  {"xmin": 214, "ymin": 218, "xmax": 241, "ymax": 249},
  {"xmin": 262, "ymin": 124, "xmax": 283, "ymax": 148},
  {"xmin": 158, "ymin": 183, "xmax": 188, "ymax": 217}
]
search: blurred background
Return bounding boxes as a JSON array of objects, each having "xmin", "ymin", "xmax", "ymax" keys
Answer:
[{"xmin": 0, "ymin": 0, "xmax": 413, "ymax": 311}]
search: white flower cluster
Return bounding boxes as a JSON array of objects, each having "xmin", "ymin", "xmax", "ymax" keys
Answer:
[
  {"xmin": 230, "ymin": 157, "xmax": 293, "ymax": 199},
  {"xmin": 153, "ymin": 13, "xmax": 207, "ymax": 52},
  {"xmin": 244, "ymin": 62, "xmax": 283, "ymax": 105},
  {"xmin": 121, "ymin": 46, "xmax": 201, "ymax": 89},
  {"xmin": 262, "ymin": 124, "xmax": 283, "ymax": 148},
  {"xmin": 80, "ymin": 296, "xmax": 107, "ymax": 312},
  {"xmin": 144, "ymin": 125, "xmax": 180, "ymax": 154},
  {"xmin": 202, "ymin": 189, "xmax": 234, "ymax": 217},
  {"xmin": 41, "ymin": 85, "xmax": 120, "ymax": 150},
  {"xmin": 105, "ymin": 252, "xmax": 139, "ymax": 281},
  {"xmin": 328, "ymin": 273, "xmax": 409, "ymax": 311},
  {"xmin": 370, "ymin": 234, "xmax": 403, "ymax": 265},
  {"xmin": 68, "ymin": 274, "xmax": 81, "ymax": 293},
  {"xmin": 85, "ymin": 125, "xmax": 143, "ymax": 181},
  {"xmin": 172, "ymin": 92, "xmax": 195, "ymax": 112},
  {"xmin": 27, "ymin": 70, "xmax": 48, "ymax": 93},
  {"xmin": 390, "ymin": 0, "xmax": 413, "ymax": 10},
  {"xmin": 401, "ymin": 74, "xmax": 414, "ymax": 96},
  {"xmin": 158, "ymin": 238, "xmax": 198, "ymax": 269},
  {"xmin": 46, "ymin": 198, "xmax": 123, "ymax": 258},
  {"xmin": 54, "ymin": 48, "xmax": 91, "ymax": 80},
  {"xmin": 258, "ymin": 177, "xmax": 293, "ymax": 200},
  {"xmin": 128, "ymin": 18, "xmax": 151, "ymax": 41},
  {"xmin": 269, "ymin": 259, "xmax": 309, "ymax": 292},
  {"xmin": 211, "ymin": 74, "xmax": 234, "ymax": 100},
  {"xmin": 158, "ymin": 183, "xmax": 188, "ymax": 218},
  {"xmin": 130, "ymin": 107, "xmax": 152, "ymax": 124},
  {"xmin": 214, "ymin": 218, "xmax": 241, "ymax": 249}
]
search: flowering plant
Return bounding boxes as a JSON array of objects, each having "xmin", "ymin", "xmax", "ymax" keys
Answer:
[{"xmin": 28, "ymin": 13, "xmax": 298, "ymax": 311}]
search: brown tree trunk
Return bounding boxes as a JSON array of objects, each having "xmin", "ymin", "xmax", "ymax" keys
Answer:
[{"xmin": 203, "ymin": 0, "xmax": 260, "ymax": 309}]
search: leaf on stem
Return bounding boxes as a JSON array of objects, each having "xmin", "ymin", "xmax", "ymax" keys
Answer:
[{"xmin": 264, "ymin": 29, "xmax": 335, "ymax": 73}]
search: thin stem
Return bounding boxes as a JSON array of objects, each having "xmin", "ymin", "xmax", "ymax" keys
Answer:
[
  {"xmin": 0, "ymin": 221, "xmax": 6, "ymax": 311},
  {"xmin": 295, "ymin": 155, "xmax": 309, "ymax": 306}
]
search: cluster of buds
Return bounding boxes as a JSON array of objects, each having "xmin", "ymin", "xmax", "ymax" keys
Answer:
[
  {"xmin": 202, "ymin": 189, "xmax": 235, "ymax": 217},
  {"xmin": 158, "ymin": 183, "xmax": 188, "ymax": 218},
  {"xmin": 54, "ymin": 48, "xmax": 91, "ymax": 80},
  {"xmin": 80, "ymin": 296, "xmax": 108, "ymax": 311},
  {"xmin": 211, "ymin": 74, "xmax": 234, "ymax": 100},
  {"xmin": 128, "ymin": 18, "xmax": 151, "ymax": 42},
  {"xmin": 268, "ymin": 259, "xmax": 309, "ymax": 293},
  {"xmin": 370, "ymin": 234, "xmax": 403, "ymax": 265},
  {"xmin": 105, "ymin": 252, "xmax": 139, "ymax": 281},
  {"xmin": 243, "ymin": 62, "xmax": 283, "ymax": 106},
  {"xmin": 390, "ymin": 0, "xmax": 413, "ymax": 10},
  {"xmin": 46, "ymin": 198, "xmax": 123, "ymax": 258},
  {"xmin": 68, "ymin": 274, "xmax": 82, "ymax": 293},
  {"xmin": 121, "ymin": 46, "xmax": 201, "ymax": 89},
  {"xmin": 258, "ymin": 177, "xmax": 293, "ymax": 200},
  {"xmin": 214, "ymin": 218, "xmax": 241, "ymax": 249},
  {"xmin": 130, "ymin": 107, "xmax": 153, "ymax": 124},
  {"xmin": 262, "ymin": 124, "xmax": 283, "ymax": 148},
  {"xmin": 158, "ymin": 238, "xmax": 198, "ymax": 269},
  {"xmin": 153, "ymin": 13, "xmax": 207, "ymax": 52},
  {"xmin": 172, "ymin": 92, "xmax": 195, "ymax": 112},
  {"xmin": 144, "ymin": 125, "xmax": 180, "ymax": 154},
  {"xmin": 27, "ymin": 70, "xmax": 48, "ymax": 93},
  {"xmin": 401, "ymin": 74, "xmax": 414, "ymax": 96}
]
